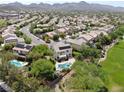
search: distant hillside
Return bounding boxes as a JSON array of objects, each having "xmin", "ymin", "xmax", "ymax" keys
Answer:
[{"xmin": 0, "ymin": 1, "xmax": 124, "ymax": 12}]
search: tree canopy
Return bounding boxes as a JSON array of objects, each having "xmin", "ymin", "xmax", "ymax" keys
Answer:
[
  {"xmin": 23, "ymin": 35, "xmax": 32, "ymax": 44},
  {"xmin": 53, "ymin": 35, "xmax": 59, "ymax": 41},
  {"xmin": 63, "ymin": 61, "xmax": 108, "ymax": 92},
  {"xmin": 28, "ymin": 45, "xmax": 53, "ymax": 61},
  {"xmin": 30, "ymin": 59, "xmax": 55, "ymax": 80},
  {"xmin": 0, "ymin": 19, "xmax": 7, "ymax": 28},
  {"xmin": 0, "ymin": 35, "xmax": 3, "ymax": 45}
]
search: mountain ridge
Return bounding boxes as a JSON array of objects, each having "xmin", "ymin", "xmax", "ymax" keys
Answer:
[{"xmin": 0, "ymin": 1, "xmax": 124, "ymax": 12}]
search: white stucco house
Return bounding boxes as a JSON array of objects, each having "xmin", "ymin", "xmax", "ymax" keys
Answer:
[{"xmin": 50, "ymin": 42, "xmax": 72, "ymax": 62}]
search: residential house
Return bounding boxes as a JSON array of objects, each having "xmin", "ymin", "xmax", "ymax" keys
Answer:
[
  {"xmin": 37, "ymin": 24, "xmax": 50, "ymax": 28},
  {"xmin": 2, "ymin": 33, "xmax": 18, "ymax": 44},
  {"xmin": 50, "ymin": 42, "xmax": 72, "ymax": 62},
  {"xmin": 56, "ymin": 18, "xmax": 66, "ymax": 28},
  {"xmin": 13, "ymin": 43, "xmax": 33, "ymax": 58},
  {"xmin": 3, "ymin": 25, "xmax": 16, "ymax": 34},
  {"xmin": 57, "ymin": 28, "xmax": 67, "ymax": 33},
  {"xmin": 78, "ymin": 34, "xmax": 94, "ymax": 43},
  {"xmin": 66, "ymin": 38, "xmax": 87, "ymax": 50},
  {"xmin": 48, "ymin": 17, "xmax": 58, "ymax": 26},
  {"xmin": 66, "ymin": 30, "xmax": 109, "ymax": 50},
  {"xmin": 0, "ymin": 12, "xmax": 19, "ymax": 20},
  {"xmin": 99, "ymin": 25, "xmax": 115, "ymax": 33},
  {"xmin": 87, "ymin": 31, "xmax": 102, "ymax": 41},
  {"xmin": 40, "ymin": 16, "xmax": 50, "ymax": 24},
  {"xmin": 46, "ymin": 32, "xmax": 57, "ymax": 38}
]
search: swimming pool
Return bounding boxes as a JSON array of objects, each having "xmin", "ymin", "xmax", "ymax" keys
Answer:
[
  {"xmin": 10, "ymin": 60, "xmax": 28, "ymax": 67},
  {"xmin": 58, "ymin": 63, "xmax": 71, "ymax": 70}
]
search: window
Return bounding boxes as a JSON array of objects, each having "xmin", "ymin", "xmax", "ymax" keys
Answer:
[{"xmin": 66, "ymin": 50, "xmax": 69, "ymax": 52}]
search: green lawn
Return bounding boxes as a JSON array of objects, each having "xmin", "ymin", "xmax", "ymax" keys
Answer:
[{"xmin": 101, "ymin": 40, "xmax": 124, "ymax": 91}]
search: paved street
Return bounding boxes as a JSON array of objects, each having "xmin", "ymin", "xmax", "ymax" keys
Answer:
[{"xmin": 20, "ymin": 25, "xmax": 47, "ymax": 46}]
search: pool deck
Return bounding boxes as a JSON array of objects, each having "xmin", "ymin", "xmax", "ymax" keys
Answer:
[
  {"xmin": 20, "ymin": 62, "xmax": 28, "ymax": 66},
  {"xmin": 55, "ymin": 58, "xmax": 75, "ymax": 71}
]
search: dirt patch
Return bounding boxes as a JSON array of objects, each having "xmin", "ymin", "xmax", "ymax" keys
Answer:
[{"xmin": 111, "ymin": 85, "xmax": 123, "ymax": 92}]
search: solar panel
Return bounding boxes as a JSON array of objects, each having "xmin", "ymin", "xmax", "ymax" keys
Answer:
[
  {"xmin": 15, "ymin": 43, "xmax": 33, "ymax": 51},
  {"xmin": 16, "ymin": 44, "xmax": 25, "ymax": 49},
  {"xmin": 59, "ymin": 46, "xmax": 71, "ymax": 50},
  {"xmin": 26, "ymin": 45, "xmax": 32, "ymax": 50}
]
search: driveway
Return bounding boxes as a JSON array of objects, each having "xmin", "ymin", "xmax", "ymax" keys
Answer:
[{"xmin": 20, "ymin": 25, "xmax": 47, "ymax": 46}]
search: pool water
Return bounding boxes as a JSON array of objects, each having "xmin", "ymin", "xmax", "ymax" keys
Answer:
[
  {"xmin": 58, "ymin": 63, "xmax": 71, "ymax": 70},
  {"xmin": 10, "ymin": 60, "xmax": 26, "ymax": 67}
]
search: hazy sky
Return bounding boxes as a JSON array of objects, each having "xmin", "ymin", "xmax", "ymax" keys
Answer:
[{"xmin": 0, "ymin": 0, "xmax": 124, "ymax": 7}]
